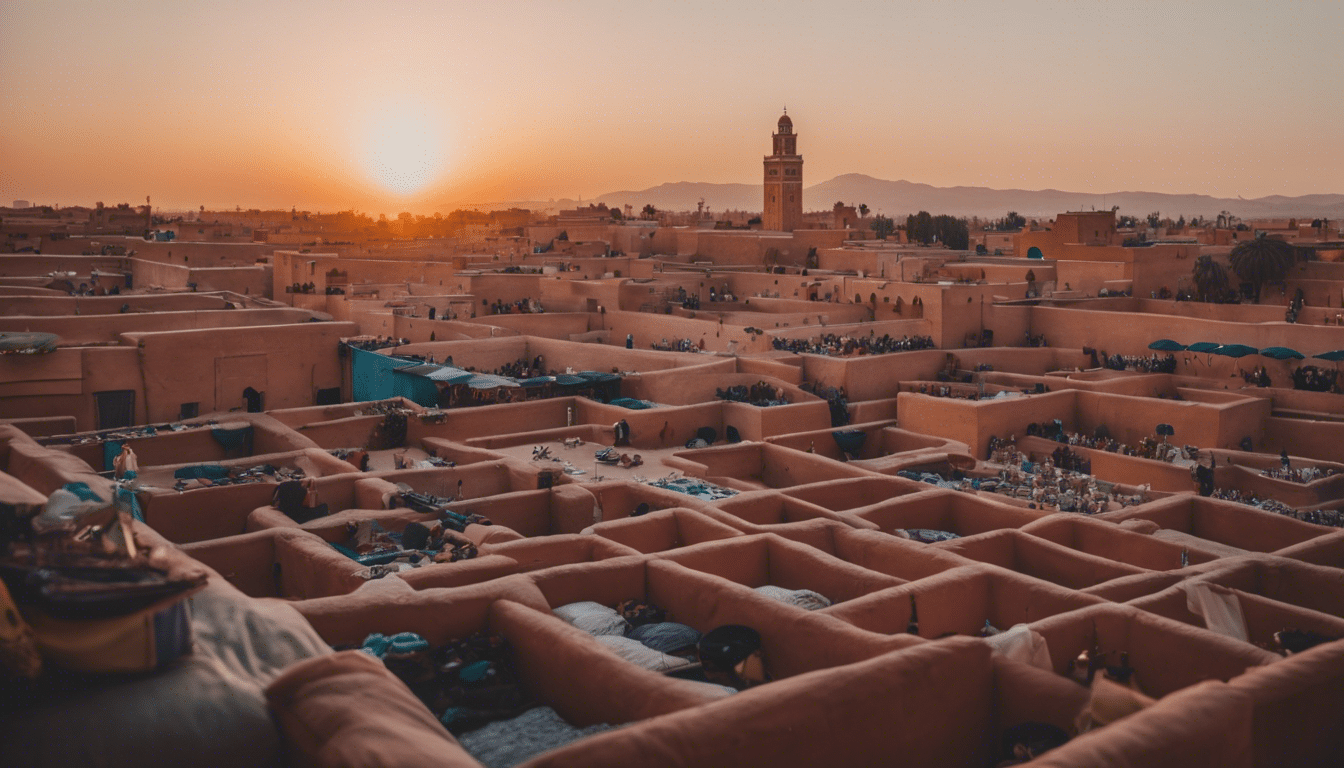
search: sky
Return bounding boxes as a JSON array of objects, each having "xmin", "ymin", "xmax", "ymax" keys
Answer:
[{"xmin": 2, "ymin": 0, "xmax": 1341, "ymax": 214}]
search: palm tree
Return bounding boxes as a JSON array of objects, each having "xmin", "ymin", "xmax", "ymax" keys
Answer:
[
  {"xmin": 1190, "ymin": 254, "xmax": 1229, "ymax": 302},
  {"xmin": 1228, "ymin": 235, "xmax": 1295, "ymax": 303},
  {"xmin": 858, "ymin": 203, "xmax": 869, "ymax": 218}
]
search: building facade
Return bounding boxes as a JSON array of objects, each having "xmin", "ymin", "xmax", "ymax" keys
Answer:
[{"xmin": 763, "ymin": 112, "xmax": 803, "ymax": 232}]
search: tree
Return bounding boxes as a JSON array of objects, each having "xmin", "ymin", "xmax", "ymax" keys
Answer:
[
  {"xmin": 1190, "ymin": 254, "xmax": 1229, "ymax": 302},
  {"xmin": 641, "ymin": 204, "xmax": 657, "ymax": 220},
  {"xmin": 858, "ymin": 203, "xmax": 869, "ymax": 218},
  {"xmin": 1146, "ymin": 211, "xmax": 1161, "ymax": 229},
  {"xmin": 903, "ymin": 211, "xmax": 968, "ymax": 249},
  {"xmin": 1228, "ymin": 235, "xmax": 1295, "ymax": 303},
  {"xmin": 870, "ymin": 215, "xmax": 895, "ymax": 240},
  {"xmin": 610, "ymin": 207, "xmax": 623, "ymax": 221},
  {"xmin": 997, "ymin": 211, "xmax": 1025, "ymax": 230}
]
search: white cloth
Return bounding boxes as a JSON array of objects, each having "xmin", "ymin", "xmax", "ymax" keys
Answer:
[
  {"xmin": 552, "ymin": 601, "xmax": 630, "ymax": 636},
  {"xmin": 595, "ymin": 635, "xmax": 696, "ymax": 672},
  {"xmin": 1181, "ymin": 582, "xmax": 1249, "ymax": 642},
  {"xmin": 984, "ymin": 623, "xmax": 1053, "ymax": 671},
  {"xmin": 754, "ymin": 585, "xmax": 832, "ymax": 611}
]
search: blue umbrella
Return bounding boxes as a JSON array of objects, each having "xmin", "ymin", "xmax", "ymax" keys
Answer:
[
  {"xmin": 1213, "ymin": 344, "xmax": 1258, "ymax": 359},
  {"xmin": 424, "ymin": 366, "xmax": 474, "ymax": 384},
  {"xmin": 1313, "ymin": 350, "xmax": 1344, "ymax": 362},
  {"xmin": 1186, "ymin": 341, "xmax": 1221, "ymax": 353},
  {"xmin": 1259, "ymin": 347, "xmax": 1304, "ymax": 360},
  {"xmin": 1148, "ymin": 339, "xmax": 1187, "ymax": 352}
]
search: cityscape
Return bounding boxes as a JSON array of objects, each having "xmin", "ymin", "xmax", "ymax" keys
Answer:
[{"xmin": 2, "ymin": 2, "xmax": 1343, "ymax": 767}]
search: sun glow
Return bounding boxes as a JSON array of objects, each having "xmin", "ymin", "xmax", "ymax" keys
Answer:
[{"xmin": 361, "ymin": 104, "xmax": 448, "ymax": 196}]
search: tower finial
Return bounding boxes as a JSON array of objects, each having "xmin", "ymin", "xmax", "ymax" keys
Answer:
[{"xmin": 783, "ymin": 105, "xmax": 787, "ymax": 114}]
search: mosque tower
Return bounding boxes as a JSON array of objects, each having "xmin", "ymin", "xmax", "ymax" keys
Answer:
[{"xmin": 762, "ymin": 110, "xmax": 803, "ymax": 232}]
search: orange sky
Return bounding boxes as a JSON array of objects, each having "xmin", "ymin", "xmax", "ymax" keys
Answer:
[{"xmin": 2, "ymin": 1, "xmax": 1341, "ymax": 214}]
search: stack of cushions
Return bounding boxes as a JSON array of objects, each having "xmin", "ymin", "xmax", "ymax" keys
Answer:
[{"xmin": 552, "ymin": 601, "xmax": 702, "ymax": 673}]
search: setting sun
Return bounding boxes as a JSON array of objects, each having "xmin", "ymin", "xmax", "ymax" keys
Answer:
[{"xmin": 362, "ymin": 105, "xmax": 447, "ymax": 196}]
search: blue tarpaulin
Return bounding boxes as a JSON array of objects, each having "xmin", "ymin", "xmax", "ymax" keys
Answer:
[
  {"xmin": 350, "ymin": 346, "xmax": 440, "ymax": 407},
  {"xmin": 211, "ymin": 425, "xmax": 254, "ymax": 452},
  {"xmin": 104, "ymin": 440, "xmax": 124, "ymax": 472}
]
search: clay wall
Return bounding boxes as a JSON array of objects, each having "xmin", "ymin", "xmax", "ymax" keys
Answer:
[
  {"xmin": 1054, "ymin": 260, "xmax": 1126, "ymax": 296},
  {"xmin": 462, "ymin": 313, "xmax": 592, "ymax": 340},
  {"xmin": 1261, "ymin": 417, "xmax": 1344, "ymax": 463},
  {"xmin": 0, "ymin": 346, "xmax": 145, "ymax": 429},
  {"xmin": 43, "ymin": 237, "xmax": 271, "ymax": 266},
  {"xmin": 897, "ymin": 389, "xmax": 1078, "ymax": 458},
  {"xmin": 122, "ymin": 321, "xmax": 357, "ymax": 422},
  {"xmin": 0, "ymin": 292, "xmax": 230, "ymax": 316},
  {"xmin": 602, "ymin": 311, "xmax": 770, "ymax": 354},
  {"xmin": 0, "ymin": 307, "xmax": 319, "ymax": 345},
  {"xmin": 0, "ymin": 253, "xmax": 128, "ymax": 277},
  {"xmin": 1028, "ymin": 304, "xmax": 1344, "ymax": 358}
]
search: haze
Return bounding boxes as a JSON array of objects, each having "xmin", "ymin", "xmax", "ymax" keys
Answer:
[{"xmin": 2, "ymin": 0, "xmax": 1340, "ymax": 213}]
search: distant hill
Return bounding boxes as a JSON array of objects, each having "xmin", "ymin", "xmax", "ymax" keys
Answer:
[{"xmin": 540, "ymin": 174, "xmax": 1344, "ymax": 220}]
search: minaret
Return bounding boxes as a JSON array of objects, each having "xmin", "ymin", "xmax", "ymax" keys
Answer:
[{"xmin": 763, "ymin": 109, "xmax": 803, "ymax": 232}]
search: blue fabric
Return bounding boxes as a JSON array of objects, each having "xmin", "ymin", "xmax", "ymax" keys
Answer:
[
  {"xmin": 62, "ymin": 482, "xmax": 102, "ymax": 502},
  {"xmin": 173, "ymin": 465, "xmax": 231, "ymax": 480},
  {"xmin": 458, "ymin": 660, "xmax": 493, "ymax": 683},
  {"xmin": 629, "ymin": 622, "xmax": 701, "ymax": 654},
  {"xmin": 360, "ymin": 633, "xmax": 392, "ymax": 658},
  {"xmin": 116, "ymin": 485, "xmax": 144, "ymax": 522},
  {"xmin": 210, "ymin": 426, "xmax": 254, "ymax": 452},
  {"xmin": 103, "ymin": 440, "xmax": 124, "ymax": 472},
  {"xmin": 350, "ymin": 346, "xmax": 439, "ymax": 406},
  {"xmin": 388, "ymin": 632, "xmax": 429, "ymax": 655}
]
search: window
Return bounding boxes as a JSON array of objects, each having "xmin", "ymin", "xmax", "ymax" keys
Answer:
[
  {"xmin": 94, "ymin": 390, "xmax": 136, "ymax": 430},
  {"xmin": 179, "ymin": 402, "xmax": 199, "ymax": 420},
  {"xmin": 769, "ymin": 169, "xmax": 778, "ymax": 175}
]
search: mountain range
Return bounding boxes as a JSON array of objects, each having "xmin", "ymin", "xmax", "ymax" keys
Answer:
[{"xmin": 467, "ymin": 174, "xmax": 1344, "ymax": 221}]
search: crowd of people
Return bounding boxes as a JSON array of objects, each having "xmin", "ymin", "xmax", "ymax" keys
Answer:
[
  {"xmin": 1242, "ymin": 366, "xmax": 1273, "ymax": 387},
  {"xmin": 478, "ymin": 356, "xmax": 550, "ymax": 379},
  {"xmin": 651, "ymin": 338, "xmax": 704, "ymax": 352},
  {"xmin": 488, "ymin": 298, "xmax": 543, "ymax": 315},
  {"xmin": 1291, "ymin": 365, "xmax": 1339, "ymax": 393},
  {"xmin": 346, "ymin": 336, "xmax": 410, "ymax": 352},
  {"xmin": 1260, "ymin": 464, "xmax": 1341, "ymax": 484},
  {"xmin": 1285, "ymin": 289, "xmax": 1305, "ymax": 324},
  {"xmin": 716, "ymin": 381, "xmax": 788, "ymax": 407},
  {"xmin": 286, "ymin": 282, "xmax": 343, "ymax": 294},
  {"xmin": 981, "ymin": 438, "xmax": 1147, "ymax": 513},
  {"xmin": 772, "ymin": 333, "xmax": 936, "ymax": 357},
  {"xmin": 1210, "ymin": 488, "xmax": 1343, "ymax": 529},
  {"xmin": 909, "ymin": 384, "xmax": 984, "ymax": 400},
  {"xmin": 1103, "ymin": 353, "xmax": 1177, "ymax": 374},
  {"xmin": 1015, "ymin": 426, "xmax": 1199, "ymax": 467}
]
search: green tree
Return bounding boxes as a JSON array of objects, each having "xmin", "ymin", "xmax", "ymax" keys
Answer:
[
  {"xmin": 933, "ymin": 214, "xmax": 969, "ymax": 250},
  {"xmin": 641, "ymin": 204, "xmax": 657, "ymax": 220},
  {"xmin": 870, "ymin": 215, "xmax": 895, "ymax": 240},
  {"xmin": 1228, "ymin": 235, "xmax": 1295, "ymax": 303},
  {"xmin": 1190, "ymin": 254, "xmax": 1229, "ymax": 302},
  {"xmin": 906, "ymin": 211, "xmax": 934, "ymax": 243}
]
